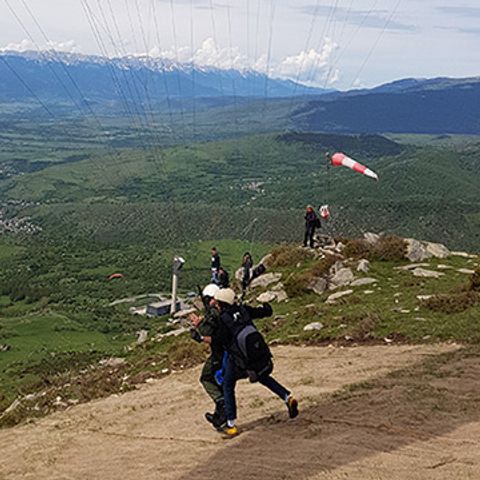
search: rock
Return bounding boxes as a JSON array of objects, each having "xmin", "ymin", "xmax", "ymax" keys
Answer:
[
  {"xmin": 99, "ymin": 357, "xmax": 126, "ymax": 367},
  {"xmin": 357, "ymin": 259, "xmax": 370, "ymax": 273},
  {"xmin": 257, "ymin": 291, "xmax": 277, "ymax": 303},
  {"xmin": 250, "ymin": 272, "xmax": 282, "ymax": 289},
  {"xmin": 310, "ymin": 277, "xmax": 328, "ymax": 295},
  {"xmin": 335, "ymin": 242, "xmax": 345, "ymax": 252},
  {"xmin": 0, "ymin": 344, "xmax": 11, "ymax": 352},
  {"xmin": 400, "ymin": 309, "xmax": 411, "ymax": 314},
  {"xmin": 406, "ymin": 239, "xmax": 430, "ymax": 262},
  {"xmin": 363, "ymin": 232, "xmax": 380, "ymax": 245},
  {"xmin": 457, "ymin": 268, "xmax": 476, "ymax": 275},
  {"xmin": 329, "ymin": 260, "xmax": 345, "ymax": 275},
  {"xmin": 363, "ymin": 290, "xmax": 374, "ymax": 294},
  {"xmin": 425, "ymin": 242, "xmax": 450, "ymax": 259},
  {"xmin": 406, "ymin": 239, "xmax": 450, "ymax": 262},
  {"xmin": 451, "ymin": 251, "xmax": 478, "ymax": 259},
  {"xmin": 136, "ymin": 329, "xmax": 149, "ymax": 344},
  {"xmin": 303, "ymin": 322, "xmax": 324, "ymax": 332},
  {"xmin": 173, "ymin": 308, "xmax": 196, "ymax": 319},
  {"xmin": 326, "ymin": 289, "xmax": 354, "ymax": 304},
  {"xmin": 384, "ymin": 337, "xmax": 394, "ymax": 344},
  {"xmin": 350, "ymin": 277, "xmax": 378, "ymax": 287},
  {"xmin": 396, "ymin": 263, "xmax": 430, "ymax": 271},
  {"xmin": 259, "ymin": 253, "xmax": 274, "ymax": 268},
  {"xmin": 416, "ymin": 294, "xmax": 433, "ymax": 301},
  {"xmin": 437, "ymin": 264, "xmax": 452, "ymax": 270},
  {"xmin": 330, "ymin": 268, "xmax": 355, "ymax": 288},
  {"xmin": 275, "ymin": 290, "xmax": 288, "ymax": 302},
  {"xmin": 412, "ymin": 268, "xmax": 445, "ymax": 278},
  {"xmin": 2, "ymin": 398, "xmax": 21, "ymax": 415},
  {"xmin": 271, "ymin": 282, "xmax": 284, "ymax": 291}
]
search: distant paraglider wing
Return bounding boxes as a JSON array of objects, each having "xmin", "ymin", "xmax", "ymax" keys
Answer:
[
  {"xmin": 108, "ymin": 273, "xmax": 125, "ymax": 280},
  {"xmin": 331, "ymin": 153, "xmax": 379, "ymax": 181}
]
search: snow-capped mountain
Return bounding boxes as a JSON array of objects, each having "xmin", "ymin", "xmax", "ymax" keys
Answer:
[{"xmin": 0, "ymin": 50, "xmax": 332, "ymax": 106}]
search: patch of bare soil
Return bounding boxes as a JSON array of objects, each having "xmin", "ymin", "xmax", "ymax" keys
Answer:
[{"xmin": 1, "ymin": 343, "xmax": 480, "ymax": 480}]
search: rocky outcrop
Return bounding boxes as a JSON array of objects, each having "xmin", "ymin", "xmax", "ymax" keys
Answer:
[{"xmin": 406, "ymin": 239, "xmax": 450, "ymax": 262}]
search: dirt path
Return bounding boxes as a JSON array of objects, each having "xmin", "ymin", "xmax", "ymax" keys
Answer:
[{"xmin": 1, "ymin": 343, "xmax": 480, "ymax": 480}]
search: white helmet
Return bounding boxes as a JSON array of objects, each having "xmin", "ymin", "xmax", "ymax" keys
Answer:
[
  {"xmin": 214, "ymin": 288, "xmax": 236, "ymax": 306},
  {"xmin": 202, "ymin": 283, "xmax": 220, "ymax": 298}
]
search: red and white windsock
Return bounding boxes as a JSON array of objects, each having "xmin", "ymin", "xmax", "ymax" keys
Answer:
[{"xmin": 331, "ymin": 152, "xmax": 379, "ymax": 181}]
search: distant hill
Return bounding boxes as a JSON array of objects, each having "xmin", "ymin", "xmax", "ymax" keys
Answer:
[{"xmin": 293, "ymin": 78, "xmax": 480, "ymax": 134}]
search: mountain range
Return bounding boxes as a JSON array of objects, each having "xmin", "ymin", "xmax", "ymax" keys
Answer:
[{"xmin": 0, "ymin": 50, "xmax": 479, "ymax": 134}]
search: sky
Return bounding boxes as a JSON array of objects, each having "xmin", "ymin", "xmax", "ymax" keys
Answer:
[{"xmin": 0, "ymin": 0, "xmax": 479, "ymax": 90}]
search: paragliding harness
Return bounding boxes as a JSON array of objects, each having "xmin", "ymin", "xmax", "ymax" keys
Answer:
[{"xmin": 228, "ymin": 305, "xmax": 273, "ymax": 383}]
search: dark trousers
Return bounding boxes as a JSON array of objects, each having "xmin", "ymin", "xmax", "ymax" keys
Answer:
[
  {"xmin": 223, "ymin": 356, "xmax": 290, "ymax": 421},
  {"xmin": 304, "ymin": 225, "xmax": 315, "ymax": 247}
]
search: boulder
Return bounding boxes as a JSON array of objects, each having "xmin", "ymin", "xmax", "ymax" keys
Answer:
[
  {"xmin": 303, "ymin": 322, "xmax": 324, "ymax": 332},
  {"xmin": 330, "ymin": 268, "xmax": 355, "ymax": 288},
  {"xmin": 425, "ymin": 242, "xmax": 450, "ymax": 259},
  {"xmin": 329, "ymin": 260, "xmax": 345, "ymax": 275},
  {"xmin": 350, "ymin": 277, "xmax": 378, "ymax": 287},
  {"xmin": 406, "ymin": 239, "xmax": 430, "ymax": 262},
  {"xmin": 406, "ymin": 238, "xmax": 450, "ymax": 262},
  {"xmin": 364, "ymin": 232, "xmax": 380, "ymax": 245},
  {"xmin": 357, "ymin": 259, "xmax": 370, "ymax": 273},
  {"xmin": 326, "ymin": 289, "xmax": 354, "ymax": 304},
  {"xmin": 257, "ymin": 291, "xmax": 277, "ymax": 303},
  {"xmin": 412, "ymin": 268, "xmax": 444, "ymax": 278},
  {"xmin": 310, "ymin": 277, "xmax": 328, "ymax": 295},
  {"xmin": 275, "ymin": 290, "xmax": 288, "ymax": 302},
  {"xmin": 250, "ymin": 272, "xmax": 282, "ymax": 289},
  {"xmin": 259, "ymin": 253, "xmax": 274, "ymax": 268}
]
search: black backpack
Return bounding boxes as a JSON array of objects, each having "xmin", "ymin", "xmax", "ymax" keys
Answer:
[{"xmin": 230, "ymin": 306, "xmax": 273, "ymax": 382}]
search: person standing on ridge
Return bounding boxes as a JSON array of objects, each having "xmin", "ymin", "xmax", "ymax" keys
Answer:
[
  {"xmin": 189, "ymin": 283, "xmax": 227, "ymax": 430},
  {"xmin": 211, "ymin": 247, "xmax": 221, "ymax": 283},
  {"xmin": 213, "ymin": 288, "xmax": 299, "ymax": 438},
  {"xmin": 304, "ymin": 205, "xmax": 320, "ymax": 248},
  {"xmin": 241, "ymin": 252, "xmax": 253, "ymax": 293},
  {"xmin": 217, "ymin": 267, "xmax": 230, "ymax": 288}
]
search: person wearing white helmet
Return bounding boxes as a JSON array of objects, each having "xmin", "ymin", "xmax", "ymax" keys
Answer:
[
  {"xmin": 189, "ymin": 283, "xmax": 226, "ymax": 430},
  {"xmin": 213, "ymin": 288, "xmax": 299, "ymax": 438}
]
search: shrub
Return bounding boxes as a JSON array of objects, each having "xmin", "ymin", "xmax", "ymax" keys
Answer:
[
  {"xmin": 424, "ymin": 292, "xmax": 479, "ymax": 314},
  {"xmin": 343, "ymin": 235, "xmax": 407, "ymax": 262},
  {"xmin": 470, "ymin": 269, "xmax": 480, "ymax": 291},
  {"xmin": 269, "ymin": 244, "xmax": 313, "ymax": 268}
]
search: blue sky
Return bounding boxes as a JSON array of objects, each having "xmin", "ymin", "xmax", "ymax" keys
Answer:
[{"xmin": 1, "ymin": 0, "xmax": 479, "ymax": 90}]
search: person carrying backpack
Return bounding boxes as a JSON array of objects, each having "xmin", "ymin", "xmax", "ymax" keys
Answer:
[
  {"xmin": 213, "ymin": 288, "xmax": 299, "ymax": 438},
  {"xmin": 304, "ymin": 205, "xmax": 320, "ymax": 248},
  {"xmin": 189, "ymin": 284, "xmax": 227, "ymax": 430}
]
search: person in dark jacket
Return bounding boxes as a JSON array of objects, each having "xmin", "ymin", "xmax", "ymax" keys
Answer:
[
  {"xmin": 217, "ymin": 267, "xmax": 230, "ymax": 288},
  {"xmin": 241, "ymin": 252, "xmax": 253, "ymax": 293},
  {"xmin": 304, "ymin": 205, "xmax": 319, "ymax": 248},
  {"xmin": 211, "ymin": 247, "xmax": 221, "ymax": 283},
  {"xmin": 213, "ymin": 288, "xmax": 299, "ymax": 437}
]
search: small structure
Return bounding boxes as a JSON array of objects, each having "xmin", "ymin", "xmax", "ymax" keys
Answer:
[{"xmin": 146, "ymin": 300, "xmax": 181, "ymax": 317}]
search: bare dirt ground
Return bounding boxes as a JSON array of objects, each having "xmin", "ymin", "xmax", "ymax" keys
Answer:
[{"xmin": 1, "ymin": 343, "xmax": 480, "ymax": 480}]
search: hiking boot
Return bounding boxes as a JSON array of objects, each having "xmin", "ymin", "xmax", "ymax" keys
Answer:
[
  {"xmin": 286, "ymin": 396, "xmax": 299, "ymax": 419},
  {"xmin": 212, "ymin": 400, "xmax": 226, "ymax": 430},
  {"xmin": 205, "ymin": 412, "xmax": 215, "ymax": 424}
]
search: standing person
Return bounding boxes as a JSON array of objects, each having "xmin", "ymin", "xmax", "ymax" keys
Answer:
[
  {"xmin": 217, "ymin": 267, "xmax": 230, "ymax": 288},
  {"xmin": 304, "ymin": 205, "xmax": 320, "ymax": 248},
  {"xmin": 189, "ymin": 283, "xmax": 226, "ymax": 430},
  {"xmin": 213, "ymin": 288, "xmax": 299, "ymax": 437},
  {"xmin": 241, "ymin": 252, "xmax": 253, "ymax": 293},
  {"xmin": 211, "ymin": 247, "xmax": 221, "ymax": 284}
]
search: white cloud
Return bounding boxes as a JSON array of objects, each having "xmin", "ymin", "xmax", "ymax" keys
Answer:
[
  {"xmin": 273, "ymin": 37, "xmax": 338, "ymax": 84},
  {"xmin": 1, "ymin": 36, "xmax": 339, "ymax": 86},
  {"xmin": 1, "ymin": 38, "xmax": 79, "ymax": 53}
]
